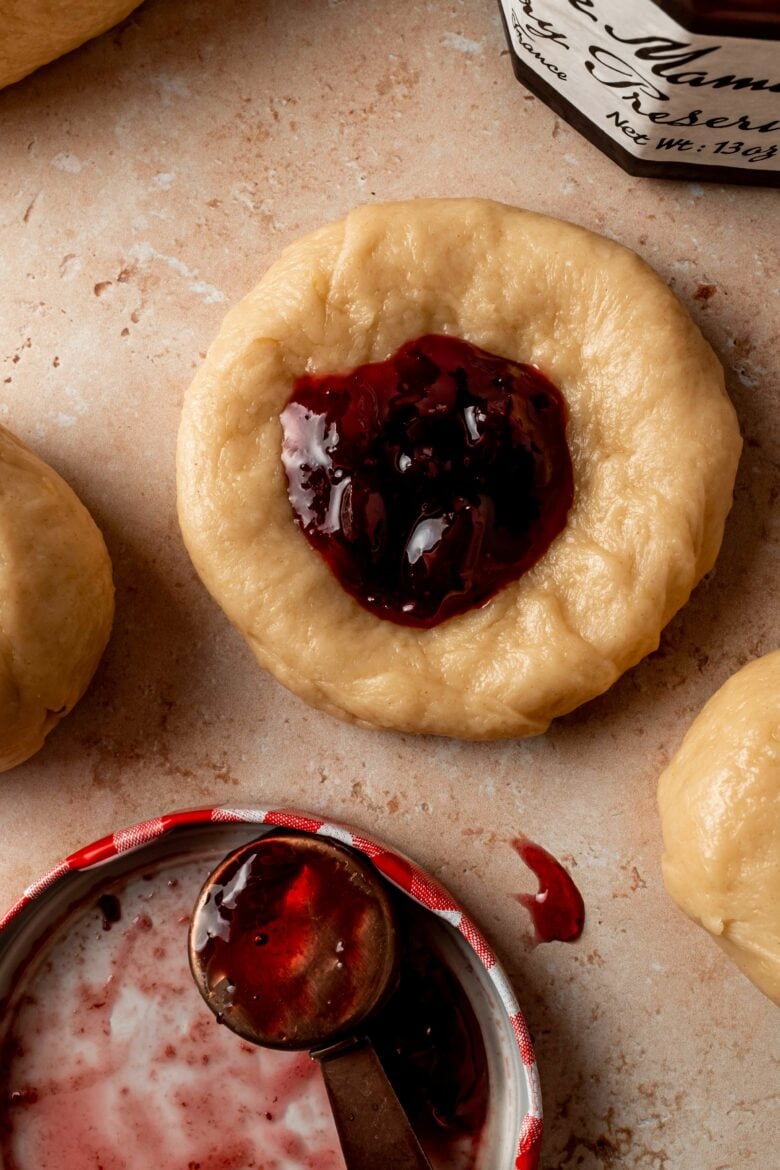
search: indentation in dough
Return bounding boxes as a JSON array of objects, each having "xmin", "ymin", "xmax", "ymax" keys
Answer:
[{"xmin": 177, "ymin": 199, "xmax": 741, "ymax": 739}]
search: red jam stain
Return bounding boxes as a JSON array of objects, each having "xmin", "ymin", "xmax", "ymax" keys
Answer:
[
  {"xmin": 281, "ymin": 333, "xmax": 573, "ymax": 627},
  {"xmin": 190, "ymin": 837, "xmax": 390, "ymax": 1047},
  {"xmin": 193, "ymin": 842, "xmax": 487, "ymax": 1167},
  {"xmin": 370, "ymin": 905, "xmax": 488, "ymax": 1166},
  {"xmin": 0, "ymin": 854, "xmax": 486, "ymax": 1170},
  {"xmin": 513, "ymin": 838, "xmax": 585, "ymax": 944},
  {"xmin": 0, "ymin": 863, "xmax": 345, "ymax": 1170}
]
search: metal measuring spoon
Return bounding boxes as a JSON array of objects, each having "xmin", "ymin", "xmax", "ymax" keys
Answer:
[{"xmin": 189, "ymin": 831, "xmax": 433, "ymax": 1170}]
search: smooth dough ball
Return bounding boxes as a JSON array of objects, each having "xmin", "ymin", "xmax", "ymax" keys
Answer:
[
  {"xmin": 177, "ymin": 198, "xmax": 742, "ymax": 739},
  {"xmin": 0, "ymin": 0, "xmax": 142, "ymax": 90},
  {"xmin": 0, "ymin": 426, "xmax": 114, "ymax": 771},
  {"xmin": 658, "ymin": 652, "xmax": 780, "ymax": 1005}
]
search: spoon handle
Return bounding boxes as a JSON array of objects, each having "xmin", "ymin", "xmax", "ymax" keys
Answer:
[{"xmin": 315, "ymin": 1037, "xmax": 433, "ymax": 1170}]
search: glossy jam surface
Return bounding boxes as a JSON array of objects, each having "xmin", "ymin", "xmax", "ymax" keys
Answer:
[
  {"xmin": 281, "ymin": 334, "xmax": 573, "ymax": 627},
  {"xmin": 371, "ymin": 906, "xmax": 488, "ymax": 1161},
  {"xmin": 97, "ymin": 892, "xmax": 122, "ymax": 930},
  {"xmin": 190, "ymin": 836, "xmax": 395, "ymax": 1049},
  {"xmin": 513, "ymin": 837, "xmax": 585, "ymax": 944}
]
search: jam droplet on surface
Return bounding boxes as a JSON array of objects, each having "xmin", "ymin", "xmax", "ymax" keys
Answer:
[
  {"xmin": 281, "ymin": 334, "xmax": 574, "ymax": 627},
  {"xmin": 513, "ymin": 837, "xmax": 585, "ymax": 944},
  {"xmin": 190, "ymin": 837, "xmax": 393, "ymax": 1048},
  {"xmin": 96, "ymin": 893, "xmax": 122, "ymax": 931},
  {"xmin": 7, "ymin": 1088, "xmax": 39, "ymax": 1107}
]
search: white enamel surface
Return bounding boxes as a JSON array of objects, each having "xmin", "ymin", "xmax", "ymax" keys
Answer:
[{"xmin": 0, "ymin": 825, "xmax": 523, "ymax": 1169}]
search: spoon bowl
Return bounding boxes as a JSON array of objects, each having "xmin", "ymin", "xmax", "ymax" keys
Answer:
[
  {"xmin": 188, "ymin": 830, "xmax": 433, "ymax": 1169},
  {"xmin": 189, "ymin": 831, "xmax": 399, "ymax": 1050}
]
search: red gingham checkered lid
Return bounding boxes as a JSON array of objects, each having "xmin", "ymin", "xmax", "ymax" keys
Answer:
[{"xmin": 0, "ymin": 804, "xmax": 542, "ymax": 1169}]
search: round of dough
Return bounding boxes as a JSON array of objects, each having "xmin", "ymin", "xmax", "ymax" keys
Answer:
[
  {"xmin": 177, "ymin": 198, "xmax": 742, "ymax": 739},
  {"xmin": 0, "ymin": 1, "xmax": 142, "ymax": 90},
  {"xmin": 0, "ymin": 426, "xmax": 114, "ymax": 772},
  {"xmin": 658, "ymin": 652, "xmax": 780, "ymax": 1005}
]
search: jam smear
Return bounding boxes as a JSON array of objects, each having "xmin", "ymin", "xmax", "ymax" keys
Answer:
[
  {"xmin": 281, "ymin": 334, "xmax": 573, "ymax": 627},
  {"xmin": 190, "ymin": 837, "xmax": 392, "ymax": 1048},
  {"xmin": 513, "ymin": 837, "xmax": 585, "ymax": 944},
  {"xmin": 1, "ymin": 856, "xmax": 487, "ymax": 1170}
]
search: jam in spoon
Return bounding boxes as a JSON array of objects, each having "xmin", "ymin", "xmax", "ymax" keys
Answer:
[{"xmin": 189, "ymin": 831, "xmax": 433, "ymax": 1170}]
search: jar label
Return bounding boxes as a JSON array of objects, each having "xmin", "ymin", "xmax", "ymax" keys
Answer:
[{"xmin": 499, "ymin": 0, "xmax": 779, "ymax": 173}]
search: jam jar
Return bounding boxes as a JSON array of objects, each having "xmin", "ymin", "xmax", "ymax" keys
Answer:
[{"xmin": 498, "ymin": 0, "xmax": 779, "ymax": 185}]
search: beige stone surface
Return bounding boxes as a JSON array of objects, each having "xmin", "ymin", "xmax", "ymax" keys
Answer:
[{"xmin": 0, "ymin": 1, "xmax": 777, "ymax": 1167}]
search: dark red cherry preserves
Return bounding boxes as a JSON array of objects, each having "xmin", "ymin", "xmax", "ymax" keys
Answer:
[{"xmin": 281, "ymin": 334, "xmax": 573, "ymax": 627}]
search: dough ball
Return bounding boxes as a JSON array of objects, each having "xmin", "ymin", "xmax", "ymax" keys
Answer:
[
  {"xmin": 0, "ymin": 425, "xmax": 114, "ymax": 771},
  {"xmin": 0, "ymin": 0, "xmax": 142, "ymax": 90},
  {"xmin": 177, "ymin": 198, "xmax": 742, "ymax": 739},
  {"xmin": 658, "ymin": 652, "xmax": 780, "ymax": 1004}
]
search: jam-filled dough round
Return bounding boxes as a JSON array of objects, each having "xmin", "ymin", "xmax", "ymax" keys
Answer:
[
  {"xmin": 0, "ymin": 426, "xmax": 114, "ymax": 771},
  {"xmin": 177, "ymin": 198, "xmax": 741, "ymax": 739},
  {"xmin": 658, "ymin": 652, "xmax": 780, "ymax": 1005},
  {"xmin": 0, "ymin": 1, "xmax": 143, "ymax": 89}
]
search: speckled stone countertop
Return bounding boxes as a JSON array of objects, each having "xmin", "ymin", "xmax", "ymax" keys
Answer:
[{"xmin": 0, "ymin": 2, "xmax": 778, "ymax": 1166}]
